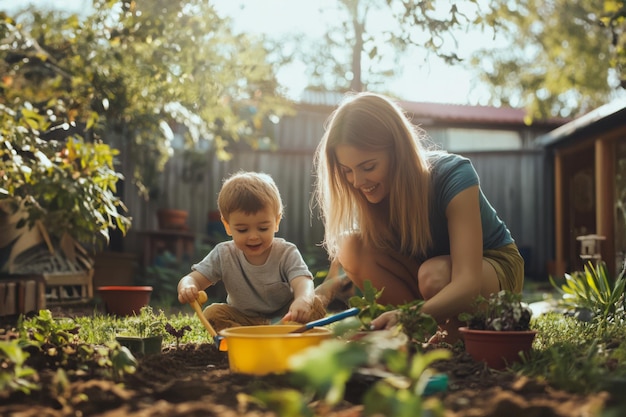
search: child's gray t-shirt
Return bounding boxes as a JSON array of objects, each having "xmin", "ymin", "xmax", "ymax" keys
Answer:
[{"xmin": 191, "ymin": 238, "xmax": 313, "ymax": 317}]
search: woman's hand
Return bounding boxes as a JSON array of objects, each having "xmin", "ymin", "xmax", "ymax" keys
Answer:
[{"xmin": 370, "ymin": 309, "xmax": 400, "ymax": 330}]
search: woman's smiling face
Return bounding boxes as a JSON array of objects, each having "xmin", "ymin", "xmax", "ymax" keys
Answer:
[{"xmin": 335, "ymin": 145, "xmax": 391, "ymax": 204}]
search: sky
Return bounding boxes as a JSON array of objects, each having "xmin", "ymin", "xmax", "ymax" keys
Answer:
[{"xmin": 212, "ymin": 0, "xmax": 497, "ymax": 105}]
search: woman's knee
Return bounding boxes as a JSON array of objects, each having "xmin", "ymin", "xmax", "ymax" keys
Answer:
[
  {"xmin": 337, "ymin": 234, "xmax": 365, "ymax": 278},
  {"xmin": 418, "ymin": 257, "xmax": 452, "ymax": 300}
]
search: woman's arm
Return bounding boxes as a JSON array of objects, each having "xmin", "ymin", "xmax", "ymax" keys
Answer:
[
  {"xmin": 314, "ymin": 259, "xmax": 353, "ymax": 307},
  {"xmin": 420, "ymin": 185, "xmax": 486, "ymax": 320}
]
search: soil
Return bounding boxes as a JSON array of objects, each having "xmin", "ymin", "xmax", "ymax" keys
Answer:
[{"xmin": 0, "ymin": 304, "xmax": 618, "ymax": 417}]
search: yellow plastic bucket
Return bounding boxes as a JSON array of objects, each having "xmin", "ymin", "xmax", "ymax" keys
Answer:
[{"xmin": 219, "ymin": 325, "xmax": 332, "ymax": 375}]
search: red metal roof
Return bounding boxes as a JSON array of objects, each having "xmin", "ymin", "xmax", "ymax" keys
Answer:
[
  {"xmin": 298, "ymin": 90, "xmax": 568, "ymax": 127},
  {"xmin": 398, "ymin": 101, "xmax": 557, "ymax": 126}
]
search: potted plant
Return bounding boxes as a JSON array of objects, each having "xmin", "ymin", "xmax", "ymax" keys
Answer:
[
  {"xmin": 115, "ymin": 306, "xmax": 167, "ymax": 356},
  {"xmin": 458, "ymin": 290, "xmax": 537, "ymax": 369}
]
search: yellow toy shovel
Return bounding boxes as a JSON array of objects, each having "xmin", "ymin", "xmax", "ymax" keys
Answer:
[{"xmin": 190, "ymin": 291, "xmax": 227, "ymax": 351}]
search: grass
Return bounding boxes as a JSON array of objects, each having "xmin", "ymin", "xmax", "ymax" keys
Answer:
[
  {"xmin": 71, "ymin": 309, "xmax": 210, "ymax": 347},
  {"xmin": 525, "ymin": 312, "xmax": 626, "ymax": 393}
]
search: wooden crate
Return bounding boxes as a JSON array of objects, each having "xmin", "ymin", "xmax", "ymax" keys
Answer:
[
  {"xmin": 0, "ymin": 275, "xmax": 46, "ymax": 316},
  {"xmin": 43, "ymin": 269, "xmax": 94, "ymax": 303}
]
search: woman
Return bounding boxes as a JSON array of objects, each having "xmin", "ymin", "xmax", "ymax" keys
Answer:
[{"xmin": 313, "ymin": 92, "xmax": 524, "ymax": 342}]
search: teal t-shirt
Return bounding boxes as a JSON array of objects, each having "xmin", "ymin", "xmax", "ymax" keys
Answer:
[{"xmin": 426, "ymin": 152, "xmax": 513, "ymax": 258}]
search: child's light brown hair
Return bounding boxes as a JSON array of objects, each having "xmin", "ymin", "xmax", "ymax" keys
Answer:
[{"xmin": 217, "ymin": 171, "xmax": 284, "ymax": 221}]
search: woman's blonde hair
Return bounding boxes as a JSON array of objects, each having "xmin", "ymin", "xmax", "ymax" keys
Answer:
[{"xmin": 314, "ymin": 92, "xmax": 433, "ymax": 259}]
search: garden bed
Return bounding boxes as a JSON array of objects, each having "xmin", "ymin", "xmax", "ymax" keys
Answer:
[
  {"xmin": 4, "ymin": 271, "xmax": 626, "ymax": 417},
  {"xmin": 0, "ymin": 311, "xmax": 614, "ymax": 417}
]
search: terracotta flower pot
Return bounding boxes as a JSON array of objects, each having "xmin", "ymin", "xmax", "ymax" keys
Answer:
[
  {"xmin": 97, "ymin": 286, "xmax": 153, "ymax": 316},
  {"xmin": 459, "ymin": 327, "xmax": 537, "ymax": 370},
  {"xmin": 157, "ymin": 209, "xmax": 188, "ymax": 230}
]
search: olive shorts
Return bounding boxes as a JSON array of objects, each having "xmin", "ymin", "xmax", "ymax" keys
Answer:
[{"xmin": 483, "ymin": 242, "xmax": 525, "ymax": 293}]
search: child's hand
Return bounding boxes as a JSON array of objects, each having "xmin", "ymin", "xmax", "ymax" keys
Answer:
[
  {"xmin": 177, "ymin": 271, "xmax": 210, "ymax": 305},
  {"xmin": 282, "ymin": 298, "xmax": 313, "ymax": 323},
  {"xmin": 178, "ymin": 284, "xmax": 199, "ymax": 305}
]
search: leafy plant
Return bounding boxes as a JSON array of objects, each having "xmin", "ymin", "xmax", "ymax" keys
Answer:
[
  {"xmin": 458, "ymin": 290, "xmax": 532, "ymax": 331},
  {"xmin": 348, "ymin": 280, "xmax": 394, "ymax": 329},
  {"xmin": 397, "ymin": 300, "xmax": 439, "ymax": 345},
  {"xmin": 165, "ymin": 323, "xmax": 191, "ymax": 348},
  {"xmin": 289, "ymin": 339, "xmax": 370, "ymax": 406},
  {"xmin": 18, "ymin": 310, "xmax": 138, "ymax": 381},
  {"xmin": 0, "ymin": 103, "xmax": 131, "ymax": 252},
  {"xmin": 19, "ymin": 309, "xmax": 81, "ymax": 351},
  {"xmin": 115, "ymin": 306, "xmax": 168, "ymax": 338},
  {"xmin": 549, "ymin": 261, "xmax": 626, "ymax": 326},
  {"xmin": 0, "ymin": 340, "xmax": 39, "ymax": 397},
  {"xmin": 362, "ymin": 348, "xmax": 451, "ymax": 417}
]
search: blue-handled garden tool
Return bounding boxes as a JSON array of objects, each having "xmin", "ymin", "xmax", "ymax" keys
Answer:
[{"xmin": 289, "ymin": 307, "xmax": 361, "ymax": 333}]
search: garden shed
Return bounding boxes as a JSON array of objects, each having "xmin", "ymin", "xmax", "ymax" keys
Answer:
[{"xmin": 538, "ymin": 98, "xmax": 626, "ymax": 279}]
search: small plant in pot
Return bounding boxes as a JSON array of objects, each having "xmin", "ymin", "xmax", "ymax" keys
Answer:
[
  {"xmin": 115, "ymin": 306, "xmax": 167, "ymax": 356},
  {"xmin": 458, "ymin": 290, "xmax": 537, "ymax": 370}
]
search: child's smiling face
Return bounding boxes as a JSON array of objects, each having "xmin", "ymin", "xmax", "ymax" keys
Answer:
[{"xmin": 222, "ymin": 207, "xmax": 280, "ymax": 265}]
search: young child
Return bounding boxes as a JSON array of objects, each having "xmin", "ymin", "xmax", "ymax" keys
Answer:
[{"xmin": 177, "ymin": 171, "xmax": 326, "ymax": 331}]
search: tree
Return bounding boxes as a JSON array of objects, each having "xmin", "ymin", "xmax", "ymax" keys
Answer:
[
  {"xmin": 0, "ymin": 0, "xmax": 293, "ymax": 197},
  {"xmin": 285, "ymin": 0, "xmax": 483, "ymax": 94},
  {"xmin": 469, "ymin": 0, "xmax": 626, "ymax": 119}
]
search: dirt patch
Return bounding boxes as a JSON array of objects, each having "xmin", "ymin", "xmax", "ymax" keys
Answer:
[
  {"xmin": 0, "ymin": 305, "xmax": 617, "ymax": 417},
  {"xmin": 0, "ymin": 339, "xmax": 614, "ymax": 416}
]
